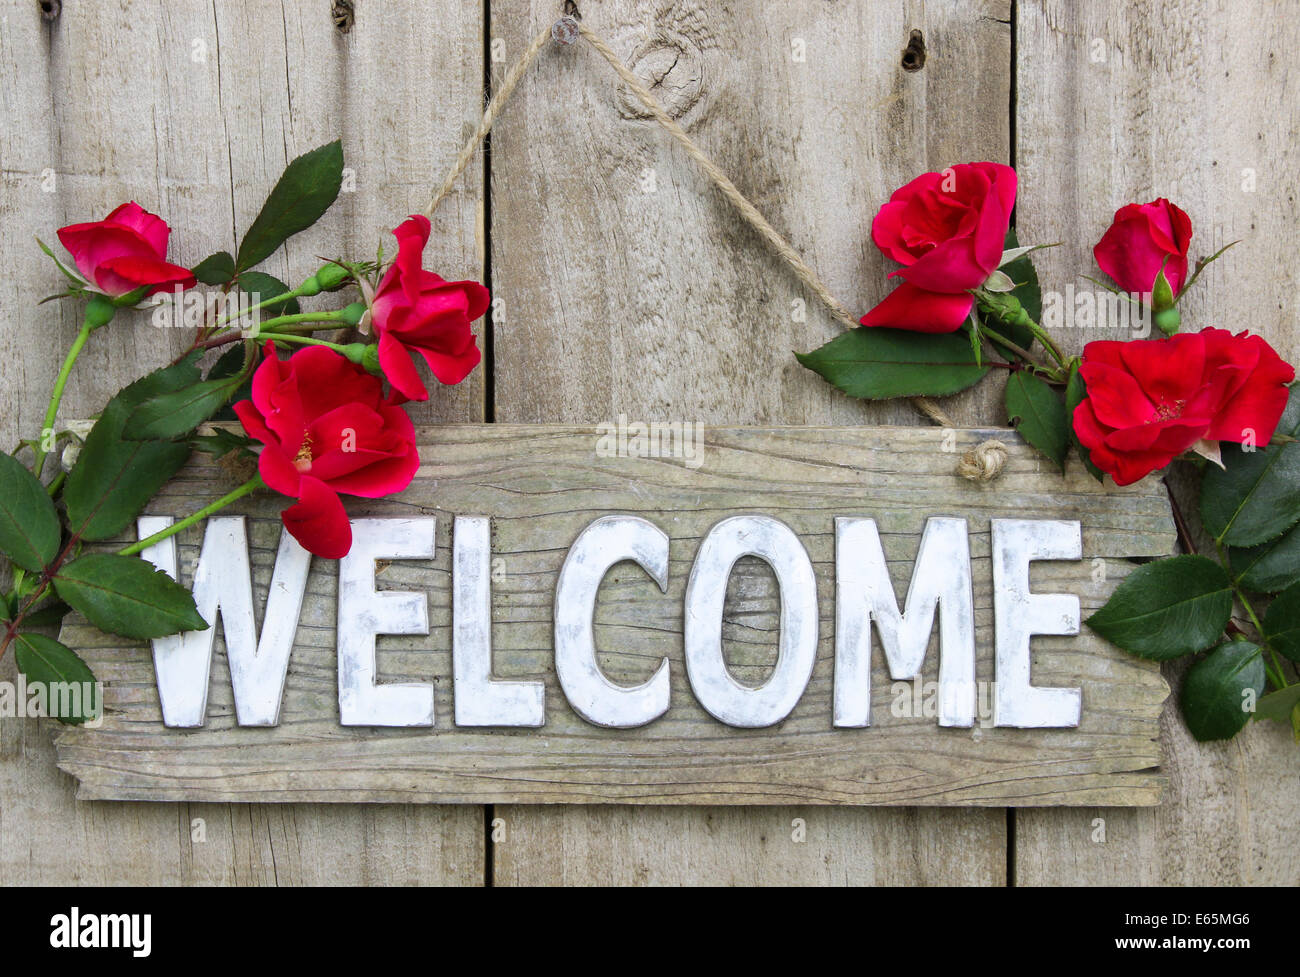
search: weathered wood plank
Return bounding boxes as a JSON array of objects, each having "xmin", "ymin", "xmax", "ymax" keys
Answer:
[
  {"xmin": 0, "ymin": 0, "xmax": 485, "ymax": 885},
  {"xmin": 1014, "ymin": 0, "xmax": 1300, "ymax": 885},
  {"xmin": 54, "ymin": 424, "xmax": 1172, "ymax": 806},
  {"xmin": 492, "ymin": 805, "xmax": 1006, "ymax": 886},
  {"xmin": 488, "ymin": 0, "xmax": 1015, "ymax": 883}
]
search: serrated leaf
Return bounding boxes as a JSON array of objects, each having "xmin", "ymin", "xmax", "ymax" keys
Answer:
[
  {"xmin": 1085, "ymin": 555, "xmax": 1233, "ymax": 660},
  {"xmin": 63, "ymin": 357, "xmax": 201, "ymax": 541},
  {"xmin": 123, "ymin": 377, "xmax": 243, "ymax": 441},
  {"xmin": 1181, "ymin": 641, "xmax": 1266, "ymax": 742},
  {"xmin": 13, "ymin": 633, "xmax": 98, "ymax": 725},
  {"xmin": 796, "ymin": 327, "xmax": 989, "ymax": 400},
  {"xmin": 237, "ymin": 271, "xmax": 300, "ymax": 317},
  {"xmin": 0, "ymin": 451, "xmax": 61, "ymax": 572},
  {"xmin": 1065, "ymin": 362, "xmax": 1105, "ymax": 482},
  {"xmin": 236, "ymin": 140, "xmax": 344, "ymax": 272},
  {"xmin": 206, "ymin": 344, "xmax": 247, "ymax": 383},
  {"xmin": 1201, "ymin": 386, "xmax": 1300, "ymax": 547},
  {"xmin": 1230, "ymin": 523, "xmax": 1300, "ymax": 593},
  {"xmin": 1005, "ymin": 371, "xmax": 1068, "ymax": 470},
  {"xmin": 1261, "ymin": 579, "xmax": 1300, "ymax": 662},
  {"xmin": 54, "ymin": 554, "xmax": 207, "ymax": 640},
  {"xmin": 982, "ymin": 228, "xmax": 1041, "ymax": 351},
  {"xmin": 191, "ymin": 251, "xmax": 235, "ymax": 286},
  {"xmin": 1253, "ymin": 684, "xmax": 1300, "ymax": 724},
  {"xmin": 19, "ymin": 600, "xmax": 70, "ymax": 629}
]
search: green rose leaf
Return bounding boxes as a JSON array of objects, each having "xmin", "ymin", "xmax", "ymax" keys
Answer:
[
  {"xmin": 63, "ymin": 357, "xmax": 200, "ymax": 541},
  {"xmin": 206, "ymin": 344, "xmax": 248, "ymax": 383},
  {"xmin": 236, "ymin": 140, "xmax": 344, "ymax": 272},
  {"xmin": 13, "ymin": 633, "xmax": 99, "ymax": 725},
  {"xmin": 1230, "ymin": 523, "xmax": 1300, "ymax": 594},
  {"xmin": 237, "ymin": 271, "xmax": 300, "ymax": 318},
  {"xmin": 1085, "ymin": 555, "xmax": 1233, "ymax": 660},
  {"xmin": 796, "ymin": 327, "xmax": 990, "ymax": 400},
  {"xmin": 1201, "ymin": 386, "xmax": 1300, "ymax": 547},
  {"xmin": 191, "ymin": 251, "xmax": 236, "ymax": 286},
  {"xmin": 0, "ymin": 451, "xmax": 62, "ymax": 572},
  {"xmin": 122, "ymin": 376, "xmax": 244, "ymax": 441},
  {"xmin": 19, "ymin": 600, "xmax": 71, "ymax": 630},
  {"xmin": 1181, "ymin": 641, "xmax": 1266, "ymax": 742},
  {"xmin": 1005, "ymin": 370, "xmax": 1068, "ymax": 470},
  {"xmin": 1261, "ymin": 579, "xmax": 1300, "ymax": 661},
  {"xmin": 983, "ymin": 228, "xmax": 1041, "ymax": 352},
  {"xmin": 1064, "ymin": 363, "xmax": 1105, "ymax": 482},
  {"xmin": 1253, "ymin": 683, "xmax": 1300, "ymax": 725},
  {"xmin": 54, "ymin": 553, "xmax": 207, "ymax": 640}
]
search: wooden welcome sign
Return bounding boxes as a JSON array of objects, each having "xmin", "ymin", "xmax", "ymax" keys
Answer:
[{"xmin": 53, "ymin": 423, "xmax": 1174, "ymax": 806}]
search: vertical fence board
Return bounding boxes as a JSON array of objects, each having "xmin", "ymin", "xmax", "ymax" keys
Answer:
[
  {"xmin": 1014, "ymin": 0, "xmax": 1300, "ymax": 885},
  {"xmin": 488, "ymin": 0, "xmax": 1011, "ymax": 885},
  {"xmin": 0, "ymin": 0, "xmax": 484, "ymax": 886}
]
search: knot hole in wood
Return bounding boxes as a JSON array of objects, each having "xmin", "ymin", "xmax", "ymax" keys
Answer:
[
  {"xmin": 902, "ymin": 29, "xmax": 926, "ymax": 71},
  {"xmin": 617, "ymin": 28, "xmax": 706, "ymax": 122}
]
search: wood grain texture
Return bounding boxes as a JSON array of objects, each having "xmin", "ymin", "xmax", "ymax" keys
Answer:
[
  {"xmin": 488, "ymin": 0, "xmax": 1014, "ymax": 884},
  {"xmin": 52, "ymin": 424, "xmax": 1172, "ymax": 807},
  {"xmin": 1013, "ymin": 0, "xmax": 1300, "ymax": 885},
  {"xmin": 0, "ymin": 0, "xmax": 484, "ymax": 886}
]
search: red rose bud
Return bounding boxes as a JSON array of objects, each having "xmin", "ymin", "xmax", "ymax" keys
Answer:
[
  {"xmin": 56, "ymin": 202, "xmax": 196, "ymax": 298},
  {"xmin": 232, "ymin": 344, "xmax": 420, "ymax": 559},
  {"xmin": 370, "ymin": 215, "xmax": 488, "ymax": 401},
  {"xmin": 860, "ymin": 161, "xmax": 1017, "ymax": 333},
  {"xmin": 1073, "ymin": 328, "xmax": 1294, "ymax": 486},
  {"xmin": 1093, "ymin": 198, "xmax": 1192, "ymax": 299}
]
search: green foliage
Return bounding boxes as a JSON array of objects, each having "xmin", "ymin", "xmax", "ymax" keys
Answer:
[
  {"xmin": 1005, "ymin": 370, "xmax": 1068, "ymax": 470},
  {"xmin": 63, "ymin": 359, "xmax": 198, "ymax": 541},
  {"xmin": 1085, "ymin": 556, "xmax": 1234, "ymax": 661},
  {"xmin": 236, "ymin": 141, "xmax": 344, "ymax": 272},
  {"xmin": 1181, "ymin": 641, "xmax": 1266, "ymax": 742},
  {"xmin": 13, "ymin": 633, "xmax": 98, "ymax": 725},
  {"xmin": 54, "ymin": 554, "xmax": 207, "ymax": 640},
  {"xmin": 1201, "ymin": 387, "xmax": 1300, "ymax": 547},
  {"xmin": 0, "ymin": 451, "xmax": 61, "ymax": 572},
  {"xmin": 796, "ymin": 327, "xmax": 990, "ymax": 400},
  {"xmin": 191, "ymin": 251, "xmax": 236, "ymax": 286}
]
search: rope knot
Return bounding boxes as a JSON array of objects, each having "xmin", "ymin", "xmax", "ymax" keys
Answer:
[{"xmin": 957, "ymin": 439, "xmax": 1009, "ymax": 483}]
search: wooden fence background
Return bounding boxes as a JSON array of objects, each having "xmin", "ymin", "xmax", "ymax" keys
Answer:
[{"xmin": 1, "ymin": 0, "xmax": 1297, "ymax": 885}]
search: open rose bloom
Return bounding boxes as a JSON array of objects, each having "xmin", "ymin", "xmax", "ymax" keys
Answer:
[
  {"xmin": 861, "ymin": 161, "xmax": 1017, "ymax": 332},
  {"xmin": 1074, "ymin": 329, "xmax": 1294, "ymax": 485},
  {"xmin": 56, "ymin": 201, "xmax": 196, "ymax": 297},
  {"xmin": 234, "ymin": 345, "xmax": 420, "ymax": 558},
  {"xmin": 371, "ymin": 215, "xmax": 488, "ymax": 401}
]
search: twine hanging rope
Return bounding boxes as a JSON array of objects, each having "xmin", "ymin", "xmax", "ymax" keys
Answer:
[{"xmin": 426, "ymin": 17, "xmax": 1005, "ymax": 475}]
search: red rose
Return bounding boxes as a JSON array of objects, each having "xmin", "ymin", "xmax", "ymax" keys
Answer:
[
  {"xmin": 370, "ymin": 215, "xmax": 488, "ymax": 401},
  {"xmin": 860, "ymin": 162, "xmax": 1017, "ymax": 333},
  {"xmin": 56, "ymin": 202, "xmax": 196, "ymax": 298},
  {"xmin": 233, "ymin": 345, "xmax": 420, "ymax": 559},
  {"xmin": 1073, "ymin": 329, "xmax": 1294, "ymax": 486},
  {"xmin": 1093, "ymin": 198, "xmax": 1192, "ymax": 297}
]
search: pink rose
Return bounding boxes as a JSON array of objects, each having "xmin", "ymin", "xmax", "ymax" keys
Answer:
[
  {"xmin": 1093, "ymin": 198, "xmax": 1193, "ymax": 297},
  {"xmin": 371, "ymin": 215, "xmax": 488, "ymax": 401},
  {"xmin": 56, "ymin": 202, "xmax": 196, "ymax": 297},
  {"xmin": 861, "ymin": 162, "xmax": 1018, "ymax": 333}
]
